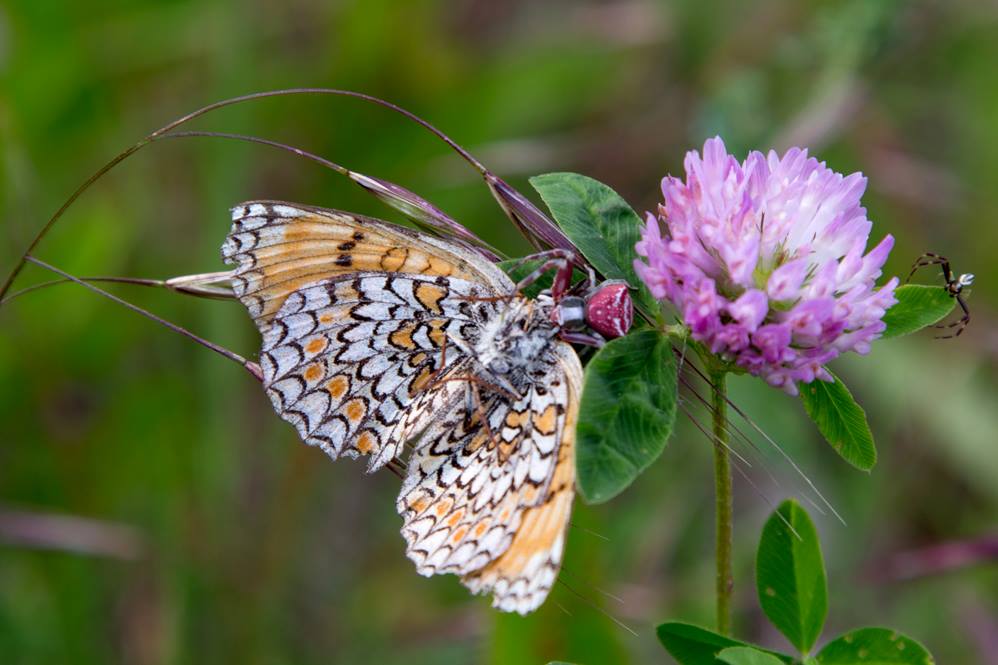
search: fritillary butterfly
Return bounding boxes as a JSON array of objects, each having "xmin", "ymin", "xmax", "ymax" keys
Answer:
[{"xmin": 222, "ymin": 201, "xmax": 631, "ymax": 614}]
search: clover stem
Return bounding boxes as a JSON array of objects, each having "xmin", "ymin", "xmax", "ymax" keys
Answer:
[{"xmin": 710, "ymin": 368, "xmax": 733, "ymax": 635}]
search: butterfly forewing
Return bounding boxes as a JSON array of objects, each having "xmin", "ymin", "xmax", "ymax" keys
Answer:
[{"xmin": 222, "ymin": 201, "xmax": 511, "ymax": 330}]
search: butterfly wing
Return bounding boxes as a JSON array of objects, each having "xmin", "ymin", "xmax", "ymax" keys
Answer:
[
  {"xmin": 221, "ymin": 202, "xmax": 513, "ymax": 469},
  {"xmin": 222, "ymin": 201, "xmax": 512, "ymax": 331},
  {"xmin": 397, "ymin": 343, "xmax": 582, "ymax": 614},
  {"xmin": 224, "ymin": 201, "xmax": 585, "ymax": 613},
  {"xmin": 256, "ymin": 272, "xmax": 501, "ymax": 469}
]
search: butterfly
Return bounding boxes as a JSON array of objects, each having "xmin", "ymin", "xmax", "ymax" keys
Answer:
[{"xmin": 221, "ymin": 201, "xmax": 633, "ymax": 614}]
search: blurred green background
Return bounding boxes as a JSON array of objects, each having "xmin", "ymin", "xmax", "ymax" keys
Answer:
[{"xmin": 1, "ymin": 0, "xmax": 996, "ymax": 663}]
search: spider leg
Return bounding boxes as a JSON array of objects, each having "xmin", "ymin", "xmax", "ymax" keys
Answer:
[
  {"xmin": 514, "ymin": 256, "xmax": 570, "ymax": 294},
  {"xmin": 507, "ymin": 248, "xmax": 584, "ymax": 300},
  {"xmin": 505, "ymin": 248, "xmax": 576, "ymax": 275},
  {"xmin": 560, "ymin": 330, "xmax": 606, "ymax": 348},
  {"xmin": 934, "ymin": 295, "xmax": 970, "ymax": 339},
  {"xmin": 578, "ymin": 263, "xmax": 597, "ymax": 292},
  {"xmin": 906, "ymin": 252, "xmax": 951, "ymax": 283},
  {"xmin": 463, "ymin": 379, "xmax": 477, "ymax": 429}
]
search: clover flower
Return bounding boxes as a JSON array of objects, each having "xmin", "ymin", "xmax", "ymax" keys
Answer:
[{"xmin": 635, "ymin": 137, "xmax": 898, "ymax": 394}]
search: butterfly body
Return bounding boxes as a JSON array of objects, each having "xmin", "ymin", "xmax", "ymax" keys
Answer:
[
  {"xmin": 475, "ymin": 295, "xmax": 562, "ymax": 388},
  {"xmin": 221, "ymin": 201, "xmax": 603, "ymax": 614}
]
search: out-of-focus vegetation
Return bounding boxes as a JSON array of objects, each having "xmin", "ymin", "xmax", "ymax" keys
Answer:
[{"xmin": 1, "ymin": 1, "xmax": 996, "ymax": 663}]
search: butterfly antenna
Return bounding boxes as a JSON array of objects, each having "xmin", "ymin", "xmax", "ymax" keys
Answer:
[
  {"xmin": 1, "ymin": 276, "xmax": 167, "ymax": 306},
  {"xmin": 24, "ymin": 256, "xmax": 262, "ymax": 382},
  {"xmin": 0, "ymin": 87, "xmax": 497, "ymax": 305}
]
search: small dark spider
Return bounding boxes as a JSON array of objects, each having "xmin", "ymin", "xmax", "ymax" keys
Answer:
[{"xmin": 905, "ymin": 252, "xmax": 974, "ymax": 338}]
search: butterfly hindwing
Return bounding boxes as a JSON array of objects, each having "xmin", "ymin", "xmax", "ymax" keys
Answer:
[
  {"xmin": 259, "ymin": 272, "xmax": 498, "ymax": 470},
  {"xmin": 397, "ymin": 343, "xmax": 582, "ymax": 614}
]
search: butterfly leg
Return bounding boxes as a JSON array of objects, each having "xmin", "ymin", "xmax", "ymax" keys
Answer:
[
  {"xmin": 469, "ymin": 380, "xmax": 501, "ymax": 451},
  {"xmin": 462, "ymin": 379, "xmax": 478, "ymax": 429},
  {"xmin": 423, "ymin": 333, "xmax": 450, "ymax": 391},
  {"xmin": 384, "ymin": 458, "xmax": 407, "ymax": 479}
]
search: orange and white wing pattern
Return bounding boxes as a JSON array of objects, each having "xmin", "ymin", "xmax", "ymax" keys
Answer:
[
  {"xmin": 222, "ymin": 201, "xmax": 511, "ymax": 331},
  {"xmin": 398, "ymin": 344, "xmax": 582, "ymax": 614},
  {"xmin": 223, "ymin": 200, "xmax": 585, "ymax": 614},
  {"xmin": 251, "ymin": 272, "xmax": 494, "ymax": 468},
  {"xmin": 221, "ymin": 202, "xmax": 511, "ymax": 468}
]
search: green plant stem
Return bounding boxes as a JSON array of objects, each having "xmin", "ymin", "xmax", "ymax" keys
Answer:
[{"xmin": 710, "ymin": 368, "xmax": 733, "ymax": 635}]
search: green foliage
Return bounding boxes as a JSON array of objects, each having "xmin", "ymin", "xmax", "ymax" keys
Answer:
[
  {"xmin": 657, "ymin": 622, "xmax": 749, "ymax": 665},
  {"xmin": 798, "ymin": 373, "xmax": 876, "ymax": 471},
  {"xmin": 656, "ymin": 624, "xmax": 795, "ymax": 665},
  {"xmin": 528, "ymin": 173, "xmax": 659, "ymax": 321},
  {"xmin": 718, "ymin": 647, "xmax": 789, "ymax": 665},
  {"xmin": 658, "ymin": 502, "xmax": 934, "ymax": 665},
  {"xmin": 575, "ymin": 330, "xmax": 677, "ymax": 503},
  {"xmin": 881, "ymin": 285, "xmax": 955, "ymax": 339},
  {"xmin": 2, "ymin": 2, "xmax": 991, "ymax": 663},
  {"xmin": 507, "ymin": 173, "xmax": 680, "ymax": 506},
  {"xmin": 756, "ymin": 500, "xmax": 828, "ymax": 654},
  {"xmin": 815, "ymin": 628, "xmax": 934, "ymax": 665}
]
